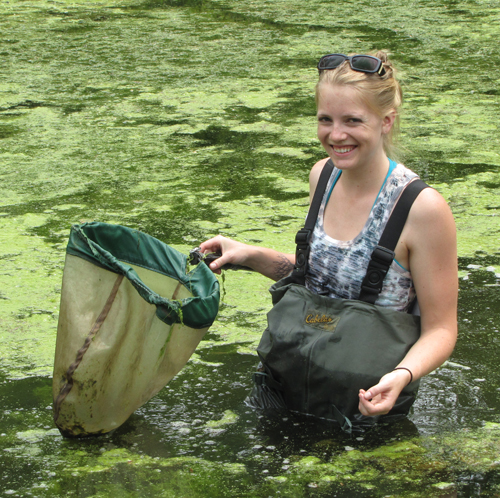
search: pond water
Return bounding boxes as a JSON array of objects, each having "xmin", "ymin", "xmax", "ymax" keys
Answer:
[{"xmin": 1, "ymin": 0, "xmax": 500, "ymax": 496}]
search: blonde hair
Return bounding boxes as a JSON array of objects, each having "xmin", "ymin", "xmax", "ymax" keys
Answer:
[{"xmin": 315, "ymin": 51, "xmax": 403, "ymax": 160}]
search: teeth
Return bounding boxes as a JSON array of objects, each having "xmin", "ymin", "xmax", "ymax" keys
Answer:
[{"xmin": 333, "ymin": 146, "xmax": 354, "ymax": 153}]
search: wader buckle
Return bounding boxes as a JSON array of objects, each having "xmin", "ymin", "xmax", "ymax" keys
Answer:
[
  {"xmin": 294, "ymin": 228, "xmax": 312, "ymax": 277},
  {"xmin": 295, "ymin": 228, "xmax": 312, "ymax": 246},
  {"xmin": 359, "ymin": 246, "xmax": 395, "ymax": 303},
  {"xmin": 371, "ymin": 245, "xmax": 395, "ymax": 266}
]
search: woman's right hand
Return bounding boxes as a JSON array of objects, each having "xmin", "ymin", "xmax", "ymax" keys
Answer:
[
  {"xmin": 199, "ymin": 236, "xmax": 295, "ymax": 280},
  {"xmin": 198, "ymin": 235, "xmax": 253, "ymax": 274}
]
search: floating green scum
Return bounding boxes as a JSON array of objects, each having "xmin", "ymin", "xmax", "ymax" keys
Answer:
[{"xmin": 52, "ymin": 222, "xmax": 220, "ymax": 437}]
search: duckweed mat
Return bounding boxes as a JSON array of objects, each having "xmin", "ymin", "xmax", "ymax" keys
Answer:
[{"xmin": 1, "ymin": 0, "xmax": 499, "ymax": 496}]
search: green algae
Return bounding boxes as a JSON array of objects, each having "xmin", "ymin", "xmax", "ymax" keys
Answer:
[
  {"xmin": 4, "ymin": 421, "xmax": 500, "ymax": 497},
  {"xmin": 3, "ymin": 367, "xmax": 500, "ymax": 497},
  {"xmin": 436, "ymin": 171, "xmax": 500, "ymax": 266},
  {"xmin": 205, "ymin": 409, "xmax": 239, "ymax": 428},
  {"xmin": 0, "ymin": 216, "xmax": 62, "ymax": 378}
]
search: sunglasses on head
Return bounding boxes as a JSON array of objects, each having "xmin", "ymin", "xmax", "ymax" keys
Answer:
[{"xmin": 317, "ymin": 53, "xmax": 386, "ymax": 76}]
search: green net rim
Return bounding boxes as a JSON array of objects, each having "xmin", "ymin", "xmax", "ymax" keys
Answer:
[{"xmin": 66, "ymin": 222, "xmax": 220, "ymax": 328}]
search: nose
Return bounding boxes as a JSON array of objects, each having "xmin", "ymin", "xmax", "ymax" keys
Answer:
[{"xmin": 329, "ymin": 123, "xmax": 347, "ymax": 142}]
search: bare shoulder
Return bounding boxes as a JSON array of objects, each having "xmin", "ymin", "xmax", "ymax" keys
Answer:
[
  {"xmin": 405, "ymin": 185, "xmax": 456, "ymax": 252},
  {"xmin": 408, "ymin": 186, "xmax": 455, "ymax": 229},
  {"xmin": 309, "ymin": 157, "xmax": 331, "ymax": 194}
]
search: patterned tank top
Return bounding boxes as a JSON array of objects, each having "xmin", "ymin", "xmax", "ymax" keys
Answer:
[{"xmin": 305, "ymin": 160, "xmax": 418, "ymax": 312}]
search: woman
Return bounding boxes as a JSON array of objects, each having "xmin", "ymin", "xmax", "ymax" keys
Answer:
[{"xmin": 200, "ymin": 51, "xmax": 458, "ymax": 418}]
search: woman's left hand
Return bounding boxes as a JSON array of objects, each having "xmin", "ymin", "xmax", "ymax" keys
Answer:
[{"xmin": 358, "ymin": 368, "xmax": 411, "ymax": 416}]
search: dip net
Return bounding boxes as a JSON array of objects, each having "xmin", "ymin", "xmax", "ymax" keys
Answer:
[{"xmin": 52, "ymin": 222, "xmax": 219, "ymax": 437}]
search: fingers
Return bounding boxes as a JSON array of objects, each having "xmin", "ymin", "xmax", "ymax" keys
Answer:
[
  {"xmin": 360, "ymin": 384, "xmax": 382, "ymax": 401},
  {"xmin": 198, "ymin": 236, "xmax": 247, "ymax": 272},
  {"xmin": 199, "ymin": 235, "xmax": 225, "ymax": 255},
  {"xmin": 197, "ymin": 237, "xmax": 223, "ymax": 272},
  {"xmin": 358, "ymin": 389, "xmax": 391, "ymax": 416},
  {"xmin": 207, "ymin": 251, "xmax": 232, "ymax": 271},
  {"xmin": 357, "ymin": 373, "xmax": 405, "ymax": 417}
]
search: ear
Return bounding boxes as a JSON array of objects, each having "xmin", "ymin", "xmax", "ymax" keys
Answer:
[{"xmin": 381, "ymin": 109, "xmax": 396, "ymax": 135}]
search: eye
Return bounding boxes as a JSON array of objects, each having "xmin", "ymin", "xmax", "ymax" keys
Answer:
[
  {"xmin": 347, "ymin": 117, "xmax": 362, "ymax": 123},
  {"xmin": 317, "ymin": 115, "xmax": 332, "ymax": 123}
]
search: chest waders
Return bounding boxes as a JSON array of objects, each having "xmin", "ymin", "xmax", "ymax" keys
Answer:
[{"xmin": 247, "ymin": 160, "xmax": 429, "ymax": 433}]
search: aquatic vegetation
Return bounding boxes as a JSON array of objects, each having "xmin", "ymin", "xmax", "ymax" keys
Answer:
[
  {"xmin": 3, "ymin": 403, "xmax": 500, "ymax": 497},
  {"xmin": 1, "ymin": 0, "xmax": 499, "ymax": 496}
]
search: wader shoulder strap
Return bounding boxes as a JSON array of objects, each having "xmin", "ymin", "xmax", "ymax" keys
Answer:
[
  {"xmin": 293, "ymin": 159, "xmax": 335, "ymax": 282},
  {"xmin": 358, "ymin": 179, "xmax": 429, "ymax": 304}
]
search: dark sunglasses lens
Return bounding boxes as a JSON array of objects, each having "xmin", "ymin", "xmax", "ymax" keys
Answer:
[
  {"xmin": 351, "ymin": 56, "xmax": 380, "ymax": 72},
  {"xmin": 319, "ymin": 55, "xmax": 346, "ymax": 70}
]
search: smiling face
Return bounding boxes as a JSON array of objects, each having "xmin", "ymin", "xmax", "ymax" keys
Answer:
[{"xmin": 316, "ymin": 84, "xmax": 395, "ymax": 173}]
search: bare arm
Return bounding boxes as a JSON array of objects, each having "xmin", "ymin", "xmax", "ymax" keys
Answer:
[
  {"xmin": 198, "ymin": 235, "xmax": 295, "ymax": 281},
  {"xmin": 359, "ymin": 188, "xmax": 458, "ymax": 416}
]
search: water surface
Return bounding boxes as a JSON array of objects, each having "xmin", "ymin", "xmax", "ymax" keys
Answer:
[{"xmin": 1, "ymin": 0, "xmax": 499, "ymax": 496}]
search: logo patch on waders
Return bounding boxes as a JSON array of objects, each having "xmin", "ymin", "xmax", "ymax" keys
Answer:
[{"xmin": 305, "ymin": 309, "xmax": 340, "ymax": 332}]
